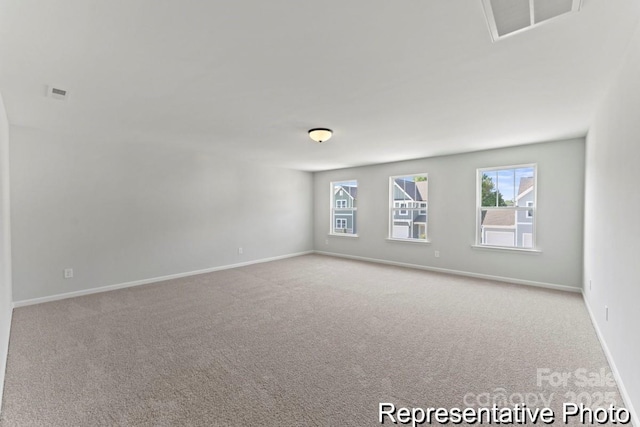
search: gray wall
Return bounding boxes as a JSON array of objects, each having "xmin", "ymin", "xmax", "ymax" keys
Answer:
[
  {"xmin": 314, "ymin": 138, "xmax": 585, "ymax": 289},
  {"xmin": 10, "ymin": 127, "xmax": 313, "ymax": 302},
  {"xmin": 0, "ymin": 93, "xmax": 12, "ymax": 408},
  {"xmin": 584, "ymin": 24, "xmax": 640, "ymax": 422}
]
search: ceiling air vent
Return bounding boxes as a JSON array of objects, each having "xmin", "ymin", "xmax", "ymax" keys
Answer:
[
  {"xmin": 47, "ymin": 85, "xmax": 69, "ymax": 101},
  {"xmin": 482, "ymin": 0, "xmax": 582, "ymax": 41}
]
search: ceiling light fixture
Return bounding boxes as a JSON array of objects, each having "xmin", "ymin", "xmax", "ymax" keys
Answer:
[{"xmin": 308, "ymin": 128, "xmax": 333, "ymax": 143}]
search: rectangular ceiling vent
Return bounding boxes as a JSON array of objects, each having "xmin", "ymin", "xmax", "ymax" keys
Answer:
[
  {"xmin": 47, "ymin": 85, "xmax": 69, "ymax": 101},
  {"xmin": 482, "ymin": 0, "xmax": 582, "ymax": 41}
]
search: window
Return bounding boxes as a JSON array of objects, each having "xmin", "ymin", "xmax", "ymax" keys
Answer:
[
  {"xmin": 331, "ymin": 180, "xmax": 357, "ymax": 235},
  {"xmin": 395, "ymin": 201, "xmax": 408, "ymax": 216},
  {"xmin": 526, "ymin": 201, "xmax": 534, "ymax": 218},
  {"xmin": 477, "ymin": 165, "xmax": 536, "ymax": 249},
  {"xmin": 419, "ymin": 202, "xmax": 427, "ymax": 216},
  {"xmin": 389, "ymin": 174, "xmax": 428, "ymax": 241}
]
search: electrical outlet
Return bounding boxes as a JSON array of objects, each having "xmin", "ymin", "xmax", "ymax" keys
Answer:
[
  {"xmin": 605, "ymin": 305, "xmax": 609, "ymax": 321},
  {"xmin": 63, "ymin": 268, "xmax": 74, "ymax": 279},
  {"xmin": 434, "ymin": 250, "xmax": 440, "ymax": 258},
  {"xmin": 325, "ymin": 239, "xmax": 329, "ymax": 245},
  {"xmin": 238, "ymin": 247, "xmax": 243, "ymax": 255}
]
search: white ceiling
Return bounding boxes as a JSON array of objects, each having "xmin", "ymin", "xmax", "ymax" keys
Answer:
[{"xmin": 0, "ymin": 0, "xmax": 639, "ymax": 171}]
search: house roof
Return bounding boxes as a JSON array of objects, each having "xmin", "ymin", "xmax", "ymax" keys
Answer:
[
  {"xmin": 394, "ymin": 179, "xmax": 427, "ymax": 202},
  {"xmin": 413, "ymin": 214, "xmax": 427, "ymax": 223},
  {"xmin": 416, "ymin": 182, "xmax": 428, "ymax": 203},
  {"xmin": 517, "ymin": 177, "xmax": 534, "ymax": 198},
  {"xmin": 481, "ymin": 210, "xmax": 515, "ymax": 227},
  {"xmin": 336, "ymin": 185, "xmax": 357, "ymax": 199}
]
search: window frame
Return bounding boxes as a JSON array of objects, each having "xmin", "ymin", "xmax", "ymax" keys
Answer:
[
  {"xmin": 475, "ymin": 164, "xmax": 538, "ymax": 251},
  {"xmin": 394, "ymin": 201, "xmax": 408, "ymax": 216},
  {"xmin": 335, "ymin": 218, "xmax": 347, "ymax": 230},
  {"xmin": 388, "ymin": 173, "xmax": 429, "ymax": 243},
  {"xmin": 330, "ymin": 180, "xmax": 358, "ymax": 237}
]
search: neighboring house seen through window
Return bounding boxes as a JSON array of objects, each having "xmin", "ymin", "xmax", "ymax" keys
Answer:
[
  {"xmin": 477, "ymin": 165, "xmax": 536, "ymax": 249},
  {"xmin": 331, "ymin": 180, "xmax": 358, "ymax": 235},
  {"xmin": 389, "ymin": 174, "xmax": 428, "ymax": 241},
  {"xmin": 526, "ymin": 201, "xmax": 534, "ymax": 218}
]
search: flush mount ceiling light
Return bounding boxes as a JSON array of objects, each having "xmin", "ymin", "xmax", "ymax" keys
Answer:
[{"xmin": 308, "ymin": 128, "xmax": 333, "ymax": 143}]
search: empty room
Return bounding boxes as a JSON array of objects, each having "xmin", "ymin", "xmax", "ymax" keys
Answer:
[{"xmin": 0, "ymin": 0, "xmax": 639, "ymax": 425}]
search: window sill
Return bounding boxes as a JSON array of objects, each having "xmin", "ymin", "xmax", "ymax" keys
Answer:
[
  {"xmin": 471, "ymin": 245, "xmax": 541, "ymax": 254},
  {"xmin": 328, "ymin": 233, "xmax": 359, "ymax": 238},
  {"xmin": 386, "ymin": 238, "xmax": 431, "ymax": 245}
]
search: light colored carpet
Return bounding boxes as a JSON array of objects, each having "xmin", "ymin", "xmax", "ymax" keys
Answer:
[{"xmin": 0, "ymin": 254, "xmax": 626, "ymax": 426}]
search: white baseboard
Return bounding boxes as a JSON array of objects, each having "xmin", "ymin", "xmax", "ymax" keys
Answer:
[
  {"xmin": 13, "ymin": 251, "xmax": 313, "ymax": 308},
  {"xmin": 313, "ymin": 250, "xmax": 581, "ymax": 293},
  {"xmin": 582, "ymin": 292, "xmax": 638, "ymax": 427},
  {"xmin": 0, "ymin": 305, "xmax": 12, "ymax": 415}
]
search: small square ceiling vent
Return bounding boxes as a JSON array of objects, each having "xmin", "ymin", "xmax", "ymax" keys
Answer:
[{"xmin": 482, "ymin": 0, "xmax": 582, "ymax": 41}]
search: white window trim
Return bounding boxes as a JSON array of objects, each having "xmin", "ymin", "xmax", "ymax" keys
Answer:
[
  {"xmin": 389, "ymin": 173, "xmax": 428, "ymax": 241},
  {"xmin": 471, "ymin": 244, "xmax": 541, "ymax": 253},
  {"xmin": 327, "ymin": 233, "xmax": 359, "ymax": 239},
  {"xmin": 330, "ymin": 180, "xmax": 358, "ymax": 237},
  {"xmin": 476, "ymin": 164, "xmax": 538, "ymax": 252},
  {"xmin": 386, "ymin": 237, "xmax": 432, "ymax": 244}
]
